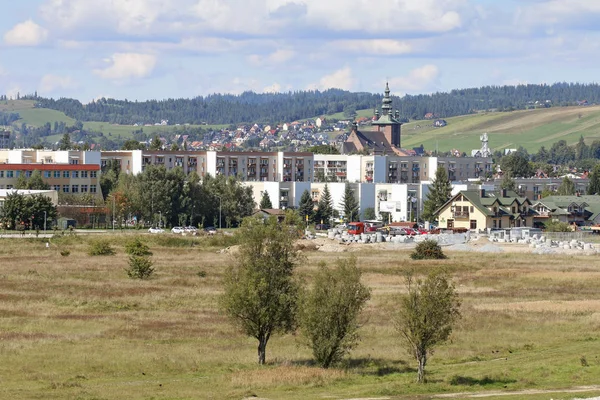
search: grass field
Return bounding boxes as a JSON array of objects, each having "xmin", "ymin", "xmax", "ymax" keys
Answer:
[{"xmin": 1, "ymin": 233, "xmax": 600, "ymax": 399}]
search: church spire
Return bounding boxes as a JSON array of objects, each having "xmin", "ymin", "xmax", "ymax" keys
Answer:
[{"xmin": 382, "ymin": 82, "xmax": 392, "ymax": 116}]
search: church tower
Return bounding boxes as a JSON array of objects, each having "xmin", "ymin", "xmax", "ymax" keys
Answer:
[{"xmin": 371, "ymin": 83, "xmax": 402, "ymax": 148}]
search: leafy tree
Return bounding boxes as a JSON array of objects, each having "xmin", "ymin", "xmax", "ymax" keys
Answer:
[
  {"xmin": 260, "ymin": 191, "xmax": 273, "ymax": 209},
  {"xmin": 1, "ymin": 193, "xmax": 56, "ymax": 230},
  {"xmin": 557, "ymin": 176, "xmax": 576, "ymax": 195},
  {"xmin": 588, "ymin": 164, "xmax": 600, "ymax": 195},
  {"xmin": 298, "ymin": 189, "xmax": 314, "ymax": 223},
  {"xmin": 422, "ymin": 167, "xmax": 452, "ymax": 222},
  {"xmin": 500, "ymin": 172, "xmax": 516, "ymax": 191},
  {"xmin": 121, "ymin": 139, "xmax": 145, "ymax": 150},
  {"xmin": 395, "ymin": 269, "xmax": 461, "ymax": 383},
  {"xmin": 307, "ymin": 145, "xmax": 340, "ymax": 154},
  {"xmin": 363, "ymin": 207, "xmax": 376, "ymax": 221},
  {"xmin": 575, "ymin": 136, "xmax": 589, "ymax": 160},
  {"xmin": 315, "ymin": 183, "xmax": 333, "ymax": 225},
  {"xmin": 340, "ymin": 183, "xmax": 359, "ymax": 222},
  {"xmin": 221, "ymin": 216, "xmax": 301, "ymax": 365},
  {"xmin": 500, "ymin": 151, "xmax": 533, "ymax": 178},
  {"xmin": 299, "ymin": 257, "xmax": 371, "ymax": 368}
]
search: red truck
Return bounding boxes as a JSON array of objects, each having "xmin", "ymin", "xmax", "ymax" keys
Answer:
[{"xmin": 347, "ymin": 222, "xmax": 365, "ymax": 235}]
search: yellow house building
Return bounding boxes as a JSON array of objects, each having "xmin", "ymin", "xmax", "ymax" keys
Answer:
[{"xmin": 435, "ymin": 189, "xmax": 534, "ymax": 231}]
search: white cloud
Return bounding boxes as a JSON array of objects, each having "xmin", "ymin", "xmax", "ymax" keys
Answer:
[
  {"xmin": 39, "ymin": 74, "xmax": 78, "ymax": 94},
  {"xmin": 93, "ymin": 53, "xmax": 157, "ymax": 81},
  {"xmin": 3, "ymin": 19, "xmax": 48, "ymax": 46},
  {"xmin": 307, "ymin": 67, "xmax": 354, "ymax": 91},
  {"xmin": 248, "ymin": 49, "xmax": 295, "ymax": 66},
  {"xmin": 6, "ymin": 86, "xmax": 22, "ymax": 100},
  {"xmin": 262, "ymin": 82, "xmax": 281, "ymax": 93},
  {"xmin": 329, "ymin": 39, "xmax": 413, "ymax": 56},
  {"xmin": 387, "ymin": 64, "xmax": 440, "ymax": 95}
]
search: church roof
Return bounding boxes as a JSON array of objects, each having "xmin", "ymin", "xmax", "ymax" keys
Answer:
[{"xmin": 372, "ymin": 82, "xmax": 402, "ymax": 126}]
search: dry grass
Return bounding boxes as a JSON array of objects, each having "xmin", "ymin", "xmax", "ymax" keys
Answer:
[{"xmin": 1, "ymin": 235, "xmax": 600, "ymax": 399}]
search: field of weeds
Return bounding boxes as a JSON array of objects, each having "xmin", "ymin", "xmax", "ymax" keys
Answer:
[{"xmin": 1, "ymin": 234, "xmax": 600, "ymax": 399}]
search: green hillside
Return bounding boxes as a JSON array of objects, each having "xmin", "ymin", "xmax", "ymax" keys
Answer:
[{"xmin": 401, "ymin": 106, "xmax": 600, "ymax": 153}]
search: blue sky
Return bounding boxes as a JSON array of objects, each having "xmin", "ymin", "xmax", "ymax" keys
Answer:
[{"xmin": 1, "ymin": 0, "xmax": 600, "ymax": 102}]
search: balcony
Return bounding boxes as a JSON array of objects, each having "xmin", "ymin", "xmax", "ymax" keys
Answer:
[{"xmin": 453, "ymin": 211, "xmax": 470, "ymax": 218}]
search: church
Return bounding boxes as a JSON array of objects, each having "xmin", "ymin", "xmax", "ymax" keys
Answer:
[{"xmin": 341, "ymin": 83, "xmax": 404, "ymax": 155}]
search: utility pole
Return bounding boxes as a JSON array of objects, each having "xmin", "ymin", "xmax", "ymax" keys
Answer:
[{"xmin": 44, "ymin": 211, "xmax": 47, "ymax": 234}]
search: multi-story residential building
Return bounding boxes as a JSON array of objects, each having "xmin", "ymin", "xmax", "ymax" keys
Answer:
[
  {"xmin": 0, "ymin": 130, "xmax": 10, "ymax": 149},
  {"xmin": 0, "ymin": 163, "xmax": 100, "ymax": 194},
  {"xmin": 101, "ymin": 150, "xmax": 314, "ymax": 182},
  {"xmin": 0, "ymin": 149, "xmax": 101, "ymax": 166}
]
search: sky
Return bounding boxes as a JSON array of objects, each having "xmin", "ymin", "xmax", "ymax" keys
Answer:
[{"xmin": 1, "ymin": 0, "xmax": 600, "ymax": 102}]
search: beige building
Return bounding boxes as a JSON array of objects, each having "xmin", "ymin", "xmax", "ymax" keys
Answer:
[{"xmin": 436, "ymin": 189, "xmax": 534, "ymax": 231}]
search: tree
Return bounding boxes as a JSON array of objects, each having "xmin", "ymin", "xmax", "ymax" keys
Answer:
[
  {"xmin": 422, "ymin": 167, "xmax": 452, "ymax": 222},
  {"xmin": 575, "ymin": 136, "xmax": 589, "ymax": 161},
  {"xmin": 500, "ymin": 172, "xmax": 516, "ymax": 191},
  {"xmin": 121, "ymin": 139, "xmax": 145, "ymax": 150},
  {"xmin": 588, "ymin": 164, "xmax": 600, "ymax": 195},
  {"xmin": 150, "ymin": 135, "xmax": 162, "ymax": 150},
  {"xmin": 341, "ymin": 183, "xmax": 359, "ymax": 222},
  {"xmin": 395, "ymin": 269, "xmax": 461, "ymax": 383},
  {"xmin": 298, "ymin": 189, "xmax": 314, "ymax": 223},
  {"xmin": 500, "ymin": 151, "xmax": 533, "ymax": 178},
  {"xmin": 260, "ymin": 191, "xmax": 273, "ymax": 209},
  {"xmin": 221, "ymin": 216, "xmax": 301, "ymax": 365},
  {"xmin": 307, "ymin": 145, "xmax": 340, "ymax": 154},
  {"xmin": 58, "ymin": 133, "xmax": 71, "ymax": 150},
  {"xmin": 315, "ymin": 183, "xmax": 333, "ymax": 225},
  {"xmin": 557, "ymin": 176, "xmax": 576, "ymax": 195},
  {"xmin": 25, "ymin": 170, "xmax": 50, "ymax": 190},
  {"xmin": 363, "ymin": 207, "xmax": 376, "ymax": 221},
  {"xmin": 1, "ymin": 193, "xmax": 57, "ymax": 230},
  {"xmin": 299, "ymin": 257, "xmax": 371, "ymax": 368}
]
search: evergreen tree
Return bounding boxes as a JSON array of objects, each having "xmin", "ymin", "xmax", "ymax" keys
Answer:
[
  {"xmin": 316, "ymin": 183, "xmax": 333, "ymax": 225},
  {"xmin": 150, "ymin": 135, "xmax": 162, "ymax": 150},
  {"xmin": 298, "ymin": 189, "xmax": 314, "ymax": 223},
  {"xmin": 557, "ymin": 176, "xmax": 576, "ymax": 195},
  {"xmin": 575, "ymin": 136, "xmax": 589, "ymax": 161},
  {"xmin": 588, "ymin": 164, "xmax": 600, "ymax": 195},
  {"xmin": 259, "ymin": 191, "xmax": 273, "ymax": 209},
  {"xmin": 422, "ymin": 167, "xmax": 452, "ymax": 222},
  {"xmin": 340, "ymin": 183, "xmax": 359, "ymax": 222},
  {"xmin": 58, "ymin": 133, "xmax": 71, "ymax": 150}
]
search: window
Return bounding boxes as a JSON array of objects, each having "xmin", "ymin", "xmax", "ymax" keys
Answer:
[
  {"xmin": 73, "ymin": 171, "xmax": 79, "ymax": 178},
  {"xmin": 54, "ymin": 171, "xmax": 60, "ymax": 178},
  {"xmin": 90, "ymin": 185, "xmax": 97, "ymax": 193},
  {"xmin": 53, "ymin": 185, "xmax": 60, "ymax": 191},
  {"xmin": 6, "ymin": 185, "xmax": 12, "ymax": 189},
  {"xmin": 0, "ymin": 171, "xmax": 3, "ymax": 178},
  {"xmin": 63, "ymin": 171, "xmax": 70, "ymax": 178},
  {"xmin": 81, "ymin": 185, "xmax": 88, "ymax": 193},
  {"xmin": 44, "ymin": 171, "xmax": 51, "ymax": 178},
  {"xmin": 512, "ymin": 206, "xmax": 516, "ymax": 213},
  {"xmin": 6, "ymin": 171, "xmax": 13, "ymax": 178},
  {"xmin": 70, "ymin": 159, "xmax": 79, "ymax": 165},
  {"xmin": 470, "ymin": 220, "xmax": 477, "ymax": 229},
  {"xmin": 90, "ymin": 171, "xmax": 97, "ymax": 178},
  {"xmin": 72, "ymin": 185, "xmax": 79, "ymax": 193},
  {"xmin": 81, "ymin": 171, "xmax": 88, "ymax": 178},
  {"xmin": 25, "ymin": 171, "xmax": 32, "ymax": 178},
  {"xmin": 15, "ymin": 171, "xmax": 20, "ymax": 177},
  {"xmin": 62, "ymin": 185, "xmax": 70, "ymax": 193},
  {"xmin": 470, "ymin": 206, "xmax": 474, "ymax": 213}
]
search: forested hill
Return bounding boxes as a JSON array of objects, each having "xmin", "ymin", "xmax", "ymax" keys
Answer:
[{"xmin": 24, "ymin": 83, "xmax": 600, "ymax": 125}]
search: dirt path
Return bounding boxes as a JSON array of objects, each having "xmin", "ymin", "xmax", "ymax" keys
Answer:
[{"xmin": 433, "ymin": 385, "xmax": 600, "ymax": 398}]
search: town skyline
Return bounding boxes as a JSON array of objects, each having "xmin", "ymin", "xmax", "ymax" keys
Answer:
[{"xmin": 2, "ymin": 0, "xmax": 600, "ymax": 102}]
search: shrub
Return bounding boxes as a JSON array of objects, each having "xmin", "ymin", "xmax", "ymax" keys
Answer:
[
  {"xmin": 544, "ymin": 220, "xmax": 572, "ymax": 232},
  {"xmin": 88, "ymin": 239, "xmax": 116, "ymax": 256},
  {"xmin": 60, "ymin": 249, "xmax": 70, "ymax": 257},
  {"xmin": 411, "ymin": 240, "xmax": 447, "ymax": 260},
  {"xmin": 126, "ymin": 255, "xmax": 154, "ymax": 279},
  {"xmin": 125, "ymin": 238, "xmax": 152, "ymax": 257}
]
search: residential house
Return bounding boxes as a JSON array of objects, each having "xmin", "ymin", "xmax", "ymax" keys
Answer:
[
  {"xmin": 435, "ymin": 189, "xmax": 534, "ymax": 231},
  {"xmin": 531, "ymin": 195, "xmax": 600, "ymax": 227}
]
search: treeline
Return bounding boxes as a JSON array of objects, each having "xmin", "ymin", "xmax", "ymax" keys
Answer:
[
  {"xmin": 0, "ymin": 111, "xmax": 20, "ymax": 126},
  {"xmin": 23, "ymin": 82, "xmax": 600, "ymax": 125}
]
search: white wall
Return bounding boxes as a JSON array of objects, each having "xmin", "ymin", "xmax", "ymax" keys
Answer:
[
  {"xmin": 130, "ymin": 150, "xmax": 143, "ymax": 174},
  {"xmin": 82, "ymin": 151, "xmax": 102, "ymax": 167},
  {"xmin": 291, "ymin": 182, "xmax": 311, "ymax": 207},
  {"xmin": 346, "ymin": 155, "xmax": 362, "ymax": 183},
  {"xmin": 373, "ymin": 155, "xmax": 387, "ymax": 183},
  {"xmin": 8, "ymin": 150, "xmax": 23, "ymax": 164},
  {"xmin": 206, "ymin": 151, "xmax": 217, "ymax": 177}
]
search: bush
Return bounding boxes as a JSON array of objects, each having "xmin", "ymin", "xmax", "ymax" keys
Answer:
[
  {"xmin": 60, "ymin": 249, "xmax": 70, "ymax": 257},
  {"xmin": 126, "ymin": 255, "xmax": 154, "ymax": 279},
  {"xmin": 411, "ymin": 240, "xmax": 447, "ymax": 260},
  {"xmin": 88, "ymin": 239, "xmax": 116, "ymax": 256},
  {"xmin": 125, "ymin": 238, "xmax": 152, "ymax": 257},
  {"xmin": 544, "ymin": 220, "xmax": 572, "ymax": 232}
]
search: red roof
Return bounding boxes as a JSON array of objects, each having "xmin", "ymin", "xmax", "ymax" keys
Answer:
[{"xmin": 0, "ymin": 164, "xmax": 100, "ymax": 171}]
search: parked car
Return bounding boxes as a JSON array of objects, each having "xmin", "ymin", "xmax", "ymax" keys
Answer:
[
  {"xmin": 171, "ymin": 226, "xmax": 185, "ymax": 234},
  {"xmin": 315, "ymin": 223, "xmax": 330, "ymax": 230},
  {"xmin": 184, "ymin": 226, "xmax": 198, "ymax": 233},
  {"xmin": 204, "ymin": 226, "xmax": 217, "ymax": 235},
  {"xmin": 148, "ymin": 227, "xmax": 164, "ymax": 234}
]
